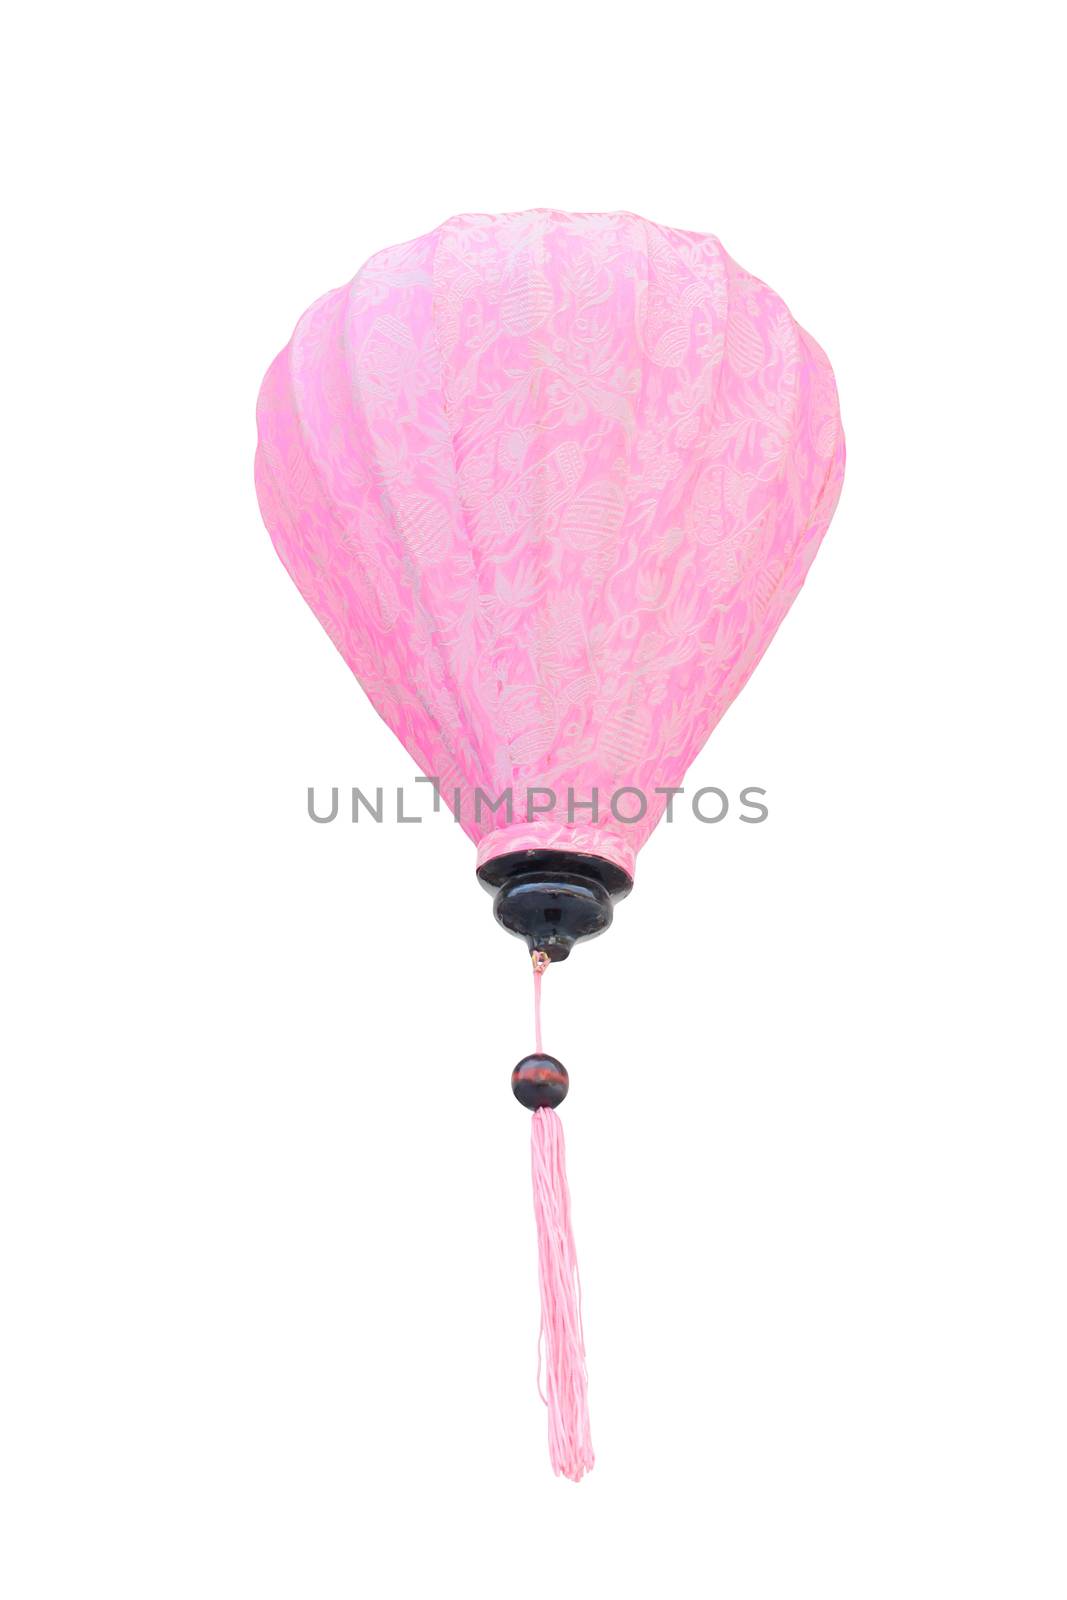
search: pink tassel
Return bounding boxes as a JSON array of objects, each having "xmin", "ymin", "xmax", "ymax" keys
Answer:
[{"xmin": 530, "ymin": 1105, "xmax": 595, "ymax": 1481}]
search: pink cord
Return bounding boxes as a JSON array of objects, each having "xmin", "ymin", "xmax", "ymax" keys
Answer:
[{"xmin": 533, "ymin": 964, "xmax": 544, "ymax": 1054}]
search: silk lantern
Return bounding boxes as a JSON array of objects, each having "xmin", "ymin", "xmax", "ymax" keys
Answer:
[{"xmin": 255, "ymin": 209, "xmax": 845, "ymax": 1479}]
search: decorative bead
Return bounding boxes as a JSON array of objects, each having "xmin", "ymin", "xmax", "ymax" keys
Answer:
[{"xmin": 511, "ymin": 1053, "xmax": 569, "ymax": 1110}]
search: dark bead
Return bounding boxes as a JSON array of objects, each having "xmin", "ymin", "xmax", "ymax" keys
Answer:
[{"xmin": 511, "ymin": 1053, "xmax": 569, "ymax": 1110}]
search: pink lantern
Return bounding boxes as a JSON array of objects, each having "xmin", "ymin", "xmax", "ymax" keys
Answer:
[{"xmin": 255, "ymin": 209, "xmax": 845, "ymax": 1479}]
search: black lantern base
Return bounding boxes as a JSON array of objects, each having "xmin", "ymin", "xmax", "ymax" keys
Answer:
[{"xmin": 477, "ymin": 849, "xmax": 633, "ymax": 962}]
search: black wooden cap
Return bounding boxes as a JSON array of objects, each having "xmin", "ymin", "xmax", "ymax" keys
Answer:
[{"xmin": 477, "ymin": 849, "xmax": 633, "ymax": 961}]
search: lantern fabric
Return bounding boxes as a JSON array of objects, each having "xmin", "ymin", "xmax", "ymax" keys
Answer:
[{"xmin": 254, "ymin": 209, "xmax": 844, "ymax": 879}]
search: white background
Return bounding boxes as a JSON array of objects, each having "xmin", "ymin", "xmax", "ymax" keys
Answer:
[{"xmin": 3, "ymin": 3, "xmax": 1064, "ymax": 1596}]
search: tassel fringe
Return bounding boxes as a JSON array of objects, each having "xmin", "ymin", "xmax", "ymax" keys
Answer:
[{"xmin": 530, "ymin": 1106, "xmax": 594, "ymax": 1481}]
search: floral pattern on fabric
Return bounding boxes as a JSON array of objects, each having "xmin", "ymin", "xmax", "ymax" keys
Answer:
[{"xmin": 255, "ymin": 210, "xmax": 845, "ymax": 878}]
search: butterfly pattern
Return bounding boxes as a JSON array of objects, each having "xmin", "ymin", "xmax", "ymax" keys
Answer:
[{"xmin": 255, "ymin": 210, "xmax": 845, "ymax": 878}]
